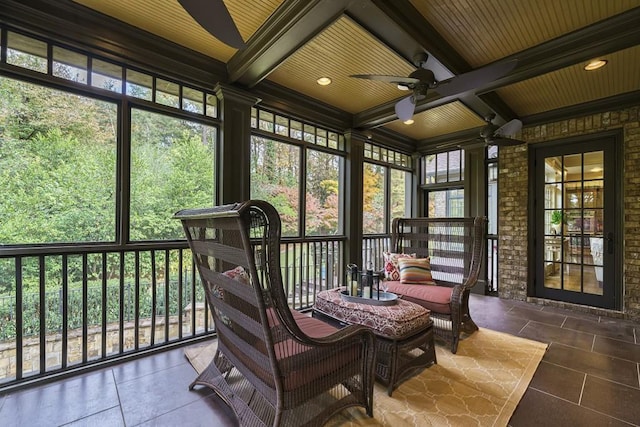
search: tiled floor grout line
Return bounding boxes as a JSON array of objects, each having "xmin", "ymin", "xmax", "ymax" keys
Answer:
[
  {"xmin": 577, "ymin": 373, "xmax": 586, "ymax": 405},
  {"xmin": 560, "ymin": 316, "xmax": 568, "ymax": 328},
  {"xmin": 112, "ymin": 368, "xmax": 127, "ymax": 426}
]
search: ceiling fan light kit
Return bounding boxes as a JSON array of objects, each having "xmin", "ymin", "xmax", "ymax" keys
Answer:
[{"xmin": 350, "ymin": 53, "xmax": 518, "ymax": 122}]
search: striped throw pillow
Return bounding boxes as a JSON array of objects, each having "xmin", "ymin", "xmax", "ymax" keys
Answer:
[
  {"xmin": 398, "ymin": 257, "xmax": 434, "ymax": 285},
  {"xmin": 383, "ymin": 252, "xmax": 416, "ymax": 281}
]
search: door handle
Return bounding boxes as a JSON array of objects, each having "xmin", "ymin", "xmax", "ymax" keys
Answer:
[{"xmin": 607, "ymin": 232, "xmax": 614, "ymax": 254}]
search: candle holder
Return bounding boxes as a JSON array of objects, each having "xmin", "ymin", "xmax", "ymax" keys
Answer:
[{"xmin": 342, "ymin": 264, "xmax": 396, "ymax": 304}]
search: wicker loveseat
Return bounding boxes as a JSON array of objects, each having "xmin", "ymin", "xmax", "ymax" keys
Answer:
[
  {"xmin": 384, "ymin": 217, "xmax": 487, "ymax": 354},
  {"xmin": 175, "ymin": 200, "xmax": 376, "ymax": 426}
]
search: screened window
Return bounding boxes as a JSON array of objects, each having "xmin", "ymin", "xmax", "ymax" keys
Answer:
[
  {"xmin": 428, "ymin": 189, "xmax": 464, "ymax": 217},
  {"xmin": 250, "ymin": 136, "xmax": 301, "ymax": 237},
  {"xmin": 92, "ymin": 58, "xmax": 123, "ymax": 93},
  {"xmin": 0, "ymin": 77, "xmax": 117, "ymax": 244},
  {"xmin": 362, "ymin": 142, "xmax": 412, "ymax": 234},
  {"xmin": 390, "ymin": 168, "xmax": 411, "ymax": 228},
  {"xmin": 3, "ymin": 31, "xmax": 217, "ymax": 117},
  {"xmin": 306, "ymin": 149, "xmax": 343, "ymax": 236},
  {"xmin": 423, "ymin": 149, "xmax": 465, "ymax": 184},
  {"xmin": 251, "ymin": 107, "xmax": 345, "ymax": 151},
  {"xmin": 250, "ymin": 108, "xmax": 345, "ymax": 237},
  {"xmin": 53, "ymin": 46, "xmax": 88, "ymax": 83},
  {"xmin": 7, "ymin": 31, "xmax": 47, "ymax": 73},
  {"xmin": 130, "ymin": 109, "xmax": 216, "ymax": 241},
  {"xmin": 363, "ymin": 162, "xmax": 386, "ymax": 234},
  {"xmin": 487, "ymin": 151, "xmax": 498, "ymax": 235}
]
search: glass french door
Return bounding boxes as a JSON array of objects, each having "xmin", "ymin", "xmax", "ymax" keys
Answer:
[{"xmin": 535, "ymin": 137, "xmax": 618, "ymax": 309}]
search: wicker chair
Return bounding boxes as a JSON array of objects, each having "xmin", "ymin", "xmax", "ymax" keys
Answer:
[
  {"xmin": 175, "ymin": 200, "xmax": 376, "ymax": 427},
  {"xmin": 388, "ymin": 217, "xmax": 487, "ymax": 353}
]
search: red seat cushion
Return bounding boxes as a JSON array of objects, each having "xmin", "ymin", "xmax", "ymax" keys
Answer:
[
  {"xmin": 290, "ymin": 309, "xmax": 338, "ymax": 338},
  {"xmin": 383, "ymin": 281, "xmax": 452, "ymax": 314}
]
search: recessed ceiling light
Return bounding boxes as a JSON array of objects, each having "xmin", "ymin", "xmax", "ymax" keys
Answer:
[
  {"xmin": 397, "ymin": 84, "xmax": 410, "ymax": 91},
  {"xmin": 316, "ymin": 77, "xmax": 332, "ymax": 85},
  {"xmin": 584, "ymin": 59, "xmax": 608, "ymax": 71},
  {"xmin": 403, "ymin": 119, "xmax": 414, "ymax": 125}
]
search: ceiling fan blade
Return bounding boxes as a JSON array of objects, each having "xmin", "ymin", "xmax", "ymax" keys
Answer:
[
  {"xmin": 349, "ymin": 74, "xmax": 420, "ymax": 85},
  {"xmin": 491, "ymin": 136, "xmax": 526, "ymax": 146},
  {"xmin": 434, "ymin": 59, "xmax": 518, "ymax": 97},
  {"xmin": 495, "ymin": 118, "xmax": 523, "ymax": 137},
  {"xmin": 395, "ymin": 95, "xmax": 416, "ymax": 121},
  {"xmin": 179, "ymin": 0, "xmax": 246, "ymax": 49}
]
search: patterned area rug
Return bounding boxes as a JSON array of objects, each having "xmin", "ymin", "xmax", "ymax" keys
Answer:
[{"xmin": 184, "ymin": 328, "xmax": 547, "ymax": 426}]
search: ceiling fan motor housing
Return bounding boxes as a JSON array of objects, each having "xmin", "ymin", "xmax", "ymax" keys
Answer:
[{"xmin": 409, "ymin": 68, "xmax": 437, "ymax": 87}]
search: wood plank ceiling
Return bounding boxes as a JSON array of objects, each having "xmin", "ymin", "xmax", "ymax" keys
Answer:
[{"xmin": 69, "ymin": 0, "xmax": 640, "ymax": 150}]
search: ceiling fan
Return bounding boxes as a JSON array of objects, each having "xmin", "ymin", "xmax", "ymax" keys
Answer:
[
  {"xmin": 350, "ymin": 53, "xmax": 517, "ymax": 121},
  {"xmin": 478, "ymin": 113, "xmax": 525, "ymax": 146},
  {"xmin": 179, "ymin": 0, "xmax": 246, "ymax": 49}
]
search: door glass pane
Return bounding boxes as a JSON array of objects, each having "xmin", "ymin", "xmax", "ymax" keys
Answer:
[
  {"xmin": 545, "ymin": 156, "xmax": 563, "ymax": 183},
  {"xmin": 542, "ymin": 151, "xmax": 604, "ymax": 296}
]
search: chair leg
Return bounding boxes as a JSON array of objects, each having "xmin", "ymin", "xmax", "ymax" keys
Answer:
[
  {"xmin": 450, "ymin": 330, "xmax": 461, "ymax": 354},
  {"xmin": 460, "ymin": 315, "xmax": 479, "ymax": 334}
]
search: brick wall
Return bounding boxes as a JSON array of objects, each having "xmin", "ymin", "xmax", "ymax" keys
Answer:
[{"xmin": 498, "ymin": 106, "xmax": 640, "ymax": 320}]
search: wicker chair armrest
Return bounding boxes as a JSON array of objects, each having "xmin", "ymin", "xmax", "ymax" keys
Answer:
[
  {"xmin": 451, "ymin": 273, "xmax": 478, "ymax": 298},
  {"xmin": 451, "ymin": 283, "xmax": 464, "ymax": 304}
]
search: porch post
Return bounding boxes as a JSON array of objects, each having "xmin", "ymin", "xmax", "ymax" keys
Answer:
[
  {"xmin": 344, "ymin": 131, "xmax": 367, "ymax": 268},
  {"xmin": 465, "ymin": 145, "xmax": 488, "ymax": 294},
  {"xmin": 214, "ymin": 83, "xmax": 261, "ymax": 204}
]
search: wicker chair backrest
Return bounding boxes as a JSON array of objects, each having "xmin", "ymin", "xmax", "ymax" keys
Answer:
[
  {"xmin": 176, "ymin": 200, "xmax": 375, "ymax": 425},
  {"xmin": 391, "ymin": 217, "xmax": 487, "ymax": 289}
]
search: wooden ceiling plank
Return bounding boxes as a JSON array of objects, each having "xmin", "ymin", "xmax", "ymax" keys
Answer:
[{"xmin": 227, "ymin": 0, "xmax": 351, "ymax": 86}]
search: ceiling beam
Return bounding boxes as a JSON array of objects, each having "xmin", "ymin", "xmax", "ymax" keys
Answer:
[
  {"xmin": 368, "ymin": 0, "xmax": 471, "ymax": 74},
  {"xmin": 350, "ymin": 0, "xmax": 517, "ymax": 130},
  {"xmin": 523, "ymin": 90, "xmax": 640, "ymax": 126},
  {"xmin": 477, "ymin": 7, "xmax": 640, "ymax": 94},
  {"xmin": 227, "ymin": 0, "xmax": 351, "ymax": 87},
  {"xmin": 353, "ymin": 6, "xmax": 640, "ymax": 130}
]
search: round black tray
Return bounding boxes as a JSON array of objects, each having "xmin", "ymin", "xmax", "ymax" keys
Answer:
[{"xmin": 340, "ymin": 290, "xmax": 398, "ymax": 306}]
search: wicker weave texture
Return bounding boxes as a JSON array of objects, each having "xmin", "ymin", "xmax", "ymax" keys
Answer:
[
  {"xmin": 391, "ymin": 217, "xmax": 487, "ymax": 354},
  {"xmin": 175, "ymin": 200, "xmax": 376, "ymax": 426}
]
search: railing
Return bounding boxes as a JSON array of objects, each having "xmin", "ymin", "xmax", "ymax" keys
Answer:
[
  {"xmin": 279, "ymin": 238, "xmax": 345, "ymax": 310},
  {"xmin": 362, "ymin": 235, "xmax": 390, "ymax": 271},
  {"xmin": 0, "ymin": 237, "xmax": 344, "ymax": 391}
]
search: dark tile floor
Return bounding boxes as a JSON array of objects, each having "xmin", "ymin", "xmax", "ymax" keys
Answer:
[{"xmin": 1, "ymin": 294, "xmax": 638, "ymax": 426}]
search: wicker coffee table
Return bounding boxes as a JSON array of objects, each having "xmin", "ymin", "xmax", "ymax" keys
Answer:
[{"xmin": 313, "ymin": 288, "xmax": 436, "ymax": 396}]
